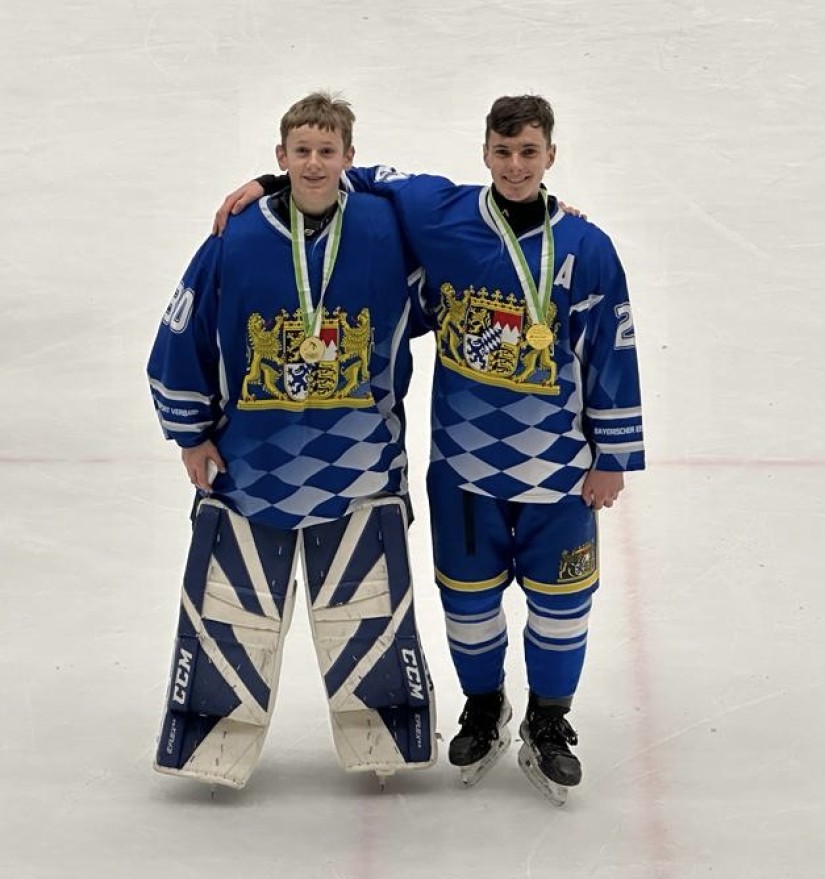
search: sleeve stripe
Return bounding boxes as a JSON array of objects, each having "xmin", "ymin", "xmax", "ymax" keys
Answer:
[
  {"xmin": 149, "ymin": 378, "xmax": 213, "ymax": 405},
  {"xmin": 586, "ymin": 406, "xmax": 643, "ymax": 420},
  {"xmin": 595, "ymin": 440, "xmax": 645, "ymax": 453},
  {"xmin": 158, "ymin": 418, "xmax": 215, "ymax": 433}
]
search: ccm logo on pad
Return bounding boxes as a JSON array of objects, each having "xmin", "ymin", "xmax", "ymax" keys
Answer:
[
  {"xmin": 401, "ymin": 648, "xmax": 425, "ymax": 701},
  {"xmin": 171, "ymin": 647, "xmax": 194, "ymax": 705}
]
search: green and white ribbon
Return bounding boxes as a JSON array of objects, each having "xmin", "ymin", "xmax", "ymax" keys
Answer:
[
  {"xmin": 289, "ymin": 193, "xmax": 346, "ymax": 338},
  {"xmin": 486, "ymin": 188, "xmax": 554, "ymax": 327}
]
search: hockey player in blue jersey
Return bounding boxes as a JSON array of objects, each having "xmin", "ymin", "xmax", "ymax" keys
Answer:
[
  {"xmin": 212, "ymin": 94, "xmax": 645, "ymax": 804},
  {"xmin": 148, "ymin": 92, "xmax": 436, "ymax": 789}
]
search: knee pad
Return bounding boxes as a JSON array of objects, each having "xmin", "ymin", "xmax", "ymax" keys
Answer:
[
  {"xmin": 154, "ymin": 499, "xmax": 299, "ymax": 788},
  {"xmin": 302, "ymin": 498, "xmax": 436, "ymax": 772}
]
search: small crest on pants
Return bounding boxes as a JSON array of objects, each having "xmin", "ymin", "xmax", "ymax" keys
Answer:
[{"xmin": 558, "ymin": 541, "xmax": 596, "ymax": 583}]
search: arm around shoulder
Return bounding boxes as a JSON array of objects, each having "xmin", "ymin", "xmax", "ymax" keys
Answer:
[{"xmin": 212, "ymin": 177, "xmax": 273, "ymax": 235}]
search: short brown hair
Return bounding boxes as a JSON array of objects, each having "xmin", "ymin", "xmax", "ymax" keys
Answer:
[
  {"xmin": 485, "ymin": 95, "xmax": 555, "ymax": 143},
  {"xmin": 280, "ymin": 91, "xmax": 356, "ymax": 151}
]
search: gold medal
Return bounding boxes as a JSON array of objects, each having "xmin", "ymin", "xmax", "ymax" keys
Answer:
[
  {"xmin": 290, "ymin": 194, "xmax": 346, "ymax": 367},
  {"xmin": 525, "ymin": 323, "xmax": 554, "ymax": 350},
  {"xmin": 299, "ymin": 336, "xmax": 325, "ymax": 363},
  {"xmin": 487, "ymin": 189, "xmax": 558, "ymax": 359}
]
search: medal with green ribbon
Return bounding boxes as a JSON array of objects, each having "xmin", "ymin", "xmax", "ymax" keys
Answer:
[
  {"xmin": 486, "ymin": 188, "xmax": 555, "ymax": 350},
  {"xmin": 290, "ymin": 193, "xmax": 346, "ymax": 363}
]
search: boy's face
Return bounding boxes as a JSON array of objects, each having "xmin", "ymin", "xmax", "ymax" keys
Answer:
[
  {"xmin": 276, "ymin": 124, "xmax": 354, "ymax": 214},
  {"xmin": 483, "ymin": 124, "xmax": 556, "ymax": 203}
]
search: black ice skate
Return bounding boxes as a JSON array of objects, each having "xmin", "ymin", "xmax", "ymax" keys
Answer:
[
  {"xmin": 517, "ymin": 694, "xmax": 581, "ymax": 806},
  {"xmin": 449, "ymin": 689, "xmax": 512, "ymax": 786}
]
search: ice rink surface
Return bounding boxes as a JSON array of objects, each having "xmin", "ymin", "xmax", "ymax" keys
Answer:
[{"xmin": 1, "ymin": 1, "xmax": 823, "ymax": 876}]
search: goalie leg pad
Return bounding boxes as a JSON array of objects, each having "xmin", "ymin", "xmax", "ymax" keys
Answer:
[
  {"xmin": 154, "ymin": 499, "xmax": 299, "ymax": 788},
  {"xmin": 302, "ymin": 498, "xmax": 436, "ymax": 772}
]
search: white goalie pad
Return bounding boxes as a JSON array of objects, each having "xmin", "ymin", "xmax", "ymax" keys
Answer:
[
  {"xmin": 154, "ymin": 499, "xmax": 299, "ymax": 788},
  {"xmin": 302, "ymin": 498, "xmax": 437, "ymax": 773}
]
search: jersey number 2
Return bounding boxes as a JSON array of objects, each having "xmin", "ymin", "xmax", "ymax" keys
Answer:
[{"xmin": 614, "ymin": 303, "xmax": 636, "ymax": 349}]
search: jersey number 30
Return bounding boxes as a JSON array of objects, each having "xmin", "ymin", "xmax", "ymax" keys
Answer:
[{"xmin": 163, "ymin": 283, "xmax": 195, "ymax": 334}]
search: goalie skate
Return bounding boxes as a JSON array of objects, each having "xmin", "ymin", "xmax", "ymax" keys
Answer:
[
  {"xmin": 449, "ymin": 689, "xmax": 512, "ymax": 786},
  {"xmin": 375, "ymin": 769, "xmax": 395, "ymax": 790}
]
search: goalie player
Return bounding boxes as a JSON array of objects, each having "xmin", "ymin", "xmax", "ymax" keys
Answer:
[
  {"xmin": 147, "ymin": 92, "xmax": 435, "ymax": 789},
  {"xmin": 213, "ymin": 94, "xmax": 645, "ymax": 805}
]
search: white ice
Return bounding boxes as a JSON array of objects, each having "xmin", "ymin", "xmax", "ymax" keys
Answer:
[{"xmin": 1, "ymin": 1, "xmax": 824, "ymax": 877}]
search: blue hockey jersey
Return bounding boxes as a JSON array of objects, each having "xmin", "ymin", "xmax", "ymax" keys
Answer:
[
  {"xmin": 344, "ymin": 167, "xmax": 645, "ymax": 503},
  {"xmin": 148, "ymin": 193, "xmax": 417, "ymax": 529}
]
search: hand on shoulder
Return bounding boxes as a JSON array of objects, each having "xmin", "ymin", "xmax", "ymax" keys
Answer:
[{"xmin": 212, "ymin": 180, "xmax": 265, "ymax": 236}]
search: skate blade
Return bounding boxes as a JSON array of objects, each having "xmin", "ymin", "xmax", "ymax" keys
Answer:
[
  {"xmin": 457, "ymin": 726, "xmax": 512, "ymax": 787},
  {"xmin": 517, "ymin": 743, "xmax": 568, "ymax": 806},
  {"xmin": 375, "ymin": 770, "xmax": 395, "ymax": 791}
]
